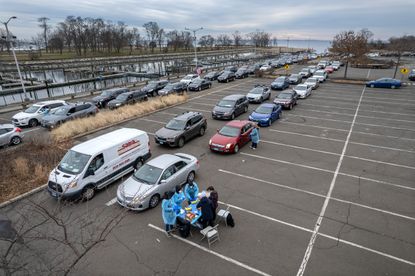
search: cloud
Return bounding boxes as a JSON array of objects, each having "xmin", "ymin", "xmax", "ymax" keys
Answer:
[{"xmin": 0, "ymin": 0, "xmax": 413, "ymax": 40}]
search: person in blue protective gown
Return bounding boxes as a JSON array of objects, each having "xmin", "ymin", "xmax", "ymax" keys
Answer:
[
  {"xmin": 161, "ymin": 192, "xmax": 176, "ymax": 237},
  {"xmin": 172, "ymin": 185, "xmax": 185, "ymax": 211},
  {"xmin": 184, "ymin": 181, "xmax": 199, "ymax": 204}
]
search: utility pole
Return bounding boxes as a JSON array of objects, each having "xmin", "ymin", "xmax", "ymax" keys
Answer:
[
  {"xmin": 2, "ymin": 16, "xmax": 30, "ymax": 103},
  {"xmin": 185, "ymin": 27, "xmax": 203, "ymax": 70}
]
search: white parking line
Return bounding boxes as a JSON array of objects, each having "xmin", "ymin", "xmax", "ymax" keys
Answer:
[
  {"xmin": 298, "ymin": 85, "xmax": 364, "ymax": 275},
  {"xmin": 218, "ymin": 170, "xmax": 415, "ymax": 221},
  {"xmin": 272, "ymin": 127, "xmax": 415, "ymax": 153},
  {"xmin": 139, "ymin": 118, "xmax": 166, "ymax": 124},
  {"xmin": 218, "ymin": 201, "xmax": 415, "ymax": 267},
  {"xmin": 148, "ymin": 224, "xmax": 272, "ymax": 276},
  {"xmin": 240, "ymin": 152, "xmax": 415, "ymax": 191},
  {"xmin": 158, "ymin": 111, "xmax": 179, "ymax": 116},
  {"xmin": 261, "ymin": 140, "xmax": 415, "ymax": 170},
  {"xmin": 296, "ymin": 108, "xmax": 415, "ymax": 123},
  {"xmin": 190, "ymin": 102, "xmax": 215, "ymax": 107},
  {"xmin": 175, "ymin": 106, "xmax": 211, "ymax": 113},
  {"xmin": 105, "ymin": 197, "xmax": 117, "ymax": 206}
]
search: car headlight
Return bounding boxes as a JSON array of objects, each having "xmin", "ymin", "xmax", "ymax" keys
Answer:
[
  {"xmin": 209, "ymin": 139, "xmax": 212, "ymax": 145},
  {"xmin": 166, "ymin": 137, "xmax": 176, "ymax": 142},
  {"xmin": 132, "ymin": 197, "xmax": 141, "ymax": 205},
  {"xmin": 212, "ymin": 110, "xmax": 216, "ymax": 115},
  {"xmin": 225, "ymin": 143, "xmax": 232, "ymax": 149},
  {"xmin": 116, "ymin": 103, "xmax": 121, "ymax": 106},
  {"xmin": 68, "ymin": 180, "xmax": 77, "ymax": 189}
]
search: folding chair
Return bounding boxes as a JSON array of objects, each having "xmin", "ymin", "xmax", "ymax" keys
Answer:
[
  {"xmin": 216, "ymin": 205, "xmax": 230, "ymax": 226},
  {"xmin": 200, "ymin": 224, "xmax": 220, "ymax": 248}
]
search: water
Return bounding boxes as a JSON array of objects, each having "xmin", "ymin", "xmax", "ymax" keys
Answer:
[{"xmin": 275, "ymin": 39, "xmax": 331, "ymax": 54}]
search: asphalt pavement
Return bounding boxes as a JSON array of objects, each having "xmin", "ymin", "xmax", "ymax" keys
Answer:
[{"xmin": 1, "ymin": 64, "xmax": 415, "ymax": 276}]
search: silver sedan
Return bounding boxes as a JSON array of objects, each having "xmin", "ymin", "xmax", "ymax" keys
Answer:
[
  {"xmin": 0, "ymin": 124, "xmax": 24, "ymax": 147},
  {"xmin": 117, "ymin": 153, "xmax": 199, "ymax": 211}
]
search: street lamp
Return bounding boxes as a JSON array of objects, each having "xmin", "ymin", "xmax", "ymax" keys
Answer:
[
  {"xmin": 185, "ymin": 27, "xmax": 203, "ymax": 71},
  {"xmin": 2, "ymin": 16, "xmax": 29, "ymax": 102}
]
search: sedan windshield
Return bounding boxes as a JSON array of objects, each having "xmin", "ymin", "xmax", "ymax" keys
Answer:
[
  {"xmin": 24, "ymin": 106, "xmax": 40, "ymax": 113},
  {"xmin": 100, "ymin": 90, "xmax": 112, "ymax": 96},
  {"xmin": 277, "ymin": 93, "xmax": 292, "ymax": 99},
  {"xmin": 314, "ymin": 72, "xmax": 324, "ymax": 76},
  {"xmin": 165, "ymin": 119, "xmax": 186, "ymax": 130},
  {"xmin": 133, "ymin": 164, "xmax": 162, "ymax": 185},
  {"xmin": 146, "ymin": 83, "xmax": 157, "ymax": 89},
  {"xmin": 219, "ymin": 126, "xmax": 240, "ymax": 137},
  {"xmin": 249, "ymin": 88, "xmax": 263, "ymax": 94},
  {"xmin": 206, "ymin": 72, "xmax": 216, "ymax": 77},
  {"xmin": 295, "ymin": 85, "xmax": 306, "ymax": 91},
  {"xmin": 307, "ymin": 78, "xmax": 317, "ymax": 83},
  {"xmin": 290, "ymin": 74, "xmax": 299, "ymax": 78},
  {"xmin": 116, "ymin": 94, "xmax": 129, "ymax": 100},
  {"xmin": 58, "ymin": 150, "xmax": 91, "ymax": 175},
  {"xmin": 217, "ymin": 100, "xmax": 235, "ymax": 108},
  {"xmin": 163, "ymin": 84, "xmax": 174, "ymax": 90},
  {"xmin": 191, "ymin": 79, "xmax": 202, "ymax": 85},
  {"xmin": 255, "ymin": 106, "xmax": 273, "ymax": 114}
]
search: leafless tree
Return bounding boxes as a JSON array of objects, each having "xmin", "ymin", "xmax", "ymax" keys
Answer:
[
  {"xmin": 216, "ymin": 34, "xmax": 232, "ymax": 47},
  {"xmin": 198, "ymin": 35, "xmax": 215, "ymax": 49},
  {"xmin": 37, "ymin": 17, "xmax": 51, "ymax": 53},
  {"xmin": 233, "ymin": 31, "xmax": 242, "ymax": 47},
  {"xmin": 143, "ymin": 21, "xmax": 160, "ymax": 53},
  {"xmin": 330, "ymin": 29, "xmax": 373, "ymax": 78},
  {"xmin": 247, "ymin": 30, "xmax": 271, "ymax": 48}
]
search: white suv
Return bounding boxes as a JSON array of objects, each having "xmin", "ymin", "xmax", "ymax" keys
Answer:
[
  {"xmin": 180, "ymin": 74, "xmax": 200, "ymax": 87},
  {"xmin": 12, "ymin": 100, "xmax": 67, "ymax": 127}
]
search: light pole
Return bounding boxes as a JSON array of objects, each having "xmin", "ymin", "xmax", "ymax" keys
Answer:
[
  {"xmin": 185, "ymin": 27, "xmax": 203, "ymax": 71},
  {"xmin": 2, "ymin": 16, "xmax": 29, "ymax": 102}
]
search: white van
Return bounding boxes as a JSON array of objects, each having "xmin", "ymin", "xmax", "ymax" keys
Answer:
[{"xmin": 47, "ymin": 128, "xmax": 151, "ymax": 200}]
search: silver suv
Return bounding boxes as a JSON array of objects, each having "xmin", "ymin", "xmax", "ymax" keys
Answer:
[
  {"xmin": 0, "ymin": 124, "xmax": 23, "ymax": 147},
  {"xmin": 155, "ymin": 111, "xmax": 207, "ymax": 148},
  {"xmin": 41, "ymin": 102, "xmax": 98, "ymax": 129}
]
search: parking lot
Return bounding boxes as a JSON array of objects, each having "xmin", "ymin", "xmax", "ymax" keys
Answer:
[{"xmin": 2, "ymin": 64, "xmax": 415, "ymax": 275}]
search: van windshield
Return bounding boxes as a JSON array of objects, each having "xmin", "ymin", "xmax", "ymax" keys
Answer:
[{"xmin": 58, "ymin": 150, "xmax": 91, "ymax": 175}]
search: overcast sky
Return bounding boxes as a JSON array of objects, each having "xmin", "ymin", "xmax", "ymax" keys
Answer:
[{"xmin": 1, "ymin": 0, "xmax": 414, "ymax": 41}]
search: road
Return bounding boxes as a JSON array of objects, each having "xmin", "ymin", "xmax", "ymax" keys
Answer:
[{"xmin": 1, "ymin": 63, "xmax": 415, "ymax": 275}]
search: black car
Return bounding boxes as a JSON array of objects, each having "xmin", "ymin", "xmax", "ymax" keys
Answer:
[
  {"xmin": 212, "ymin": 94, "xmax": 249, "ymax": 120},
  {"xmin": 187, "ymin": 79, "xmax": 212, "ymax": 91},
  {"xmin": 92, "ymin": 87, "xmax": 129, "ymax": 108},
  {"xmin": 141, "ymin": 80, "xmax": 169, "ymax": 97},
  {"xmin": 288, "ymin": 74, "xmax": 302, "ymax": 84},
  {"xmin": 108, "ymin": 90, "xmax": 148, "ymax": 109},
  {"xmin": 204, "ymin": 71, "xmax": 221, "ymax": 81},
  {"xmin": 158, "ymin": 82, "xmax": 187, "ymax": 96},
  {"xmin": 235, "ymin": 68, "xmax": 249, "ymax": 79},
  {"xmin": 217, "ymin": 71, "xmax": 236, "ymax": 83},
  {"xmin": 273, "ymin": 91, "xmax": 299, "ymax": 110},
  {"xmin": 155, "ymin": 111, "xmax": 207, "ymax": 148},
  {"xmin": 224, "ymin": 66, "xmax": 238, "ymax": 73}
]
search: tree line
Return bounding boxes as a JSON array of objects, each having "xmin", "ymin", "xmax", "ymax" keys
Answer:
[{"xmin": 0, "ymin": 16, "xmax": 273, "ymax": 56}]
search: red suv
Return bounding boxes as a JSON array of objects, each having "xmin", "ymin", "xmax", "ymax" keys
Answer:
[{"xmin": 209, "ymin": 120, "xmax": 254, "ymax": 154}]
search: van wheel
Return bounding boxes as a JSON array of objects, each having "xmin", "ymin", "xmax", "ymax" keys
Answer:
[
  {"xmin": 134, "ymin": 158, "xmax": 143, "ymax": 169},
  {"xmin": 177, "ymin": 137, "xmax": 185, "ymax": 148},
  {"xmin": 82, "ymin": 185, "xmax": 95, "ymax": 201},
  {"xmin": 149, "ymin": 194, "xmax": 160, "ymax": 208},
  {"xmin": 29, "ymin": 119, "xmax": 38, "ymax": 127},
  {"xmin": 186, "ymin": 171, "xmax": 195, "ymax": 184}
]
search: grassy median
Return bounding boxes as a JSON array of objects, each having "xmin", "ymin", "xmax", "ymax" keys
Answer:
[{"xmin": 52, "ymin": 93, "xmax": 188, "ymax": 142}]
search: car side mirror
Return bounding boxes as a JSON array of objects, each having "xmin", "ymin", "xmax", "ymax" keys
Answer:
[
  {"xmin": 66, "ymin": 113, "xmax": 71, "ymax": 116},
  {"xmin": 86, "ymin": 168, "xmax": 95, "ymax": 177},
  {"xmin": 159, "ymin": 179, "xmax": 166, "ymax": 184}
]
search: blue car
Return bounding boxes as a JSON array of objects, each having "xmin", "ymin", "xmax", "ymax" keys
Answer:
[
  {"xmin": 271, "ymin": 76, "xmax": 290, "ymax": 90},
  {"xmin": 366, "ymin": 78, "xmax": 402, "ymax": 89},
  {"xmin": 248, "ymin": 103, "xmax": 282, "ymax": 127}
]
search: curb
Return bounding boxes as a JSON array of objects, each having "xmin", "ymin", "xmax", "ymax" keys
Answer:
[{"xmin": 0, "ymin": 184, "xmax": 47, "ymax": 209}]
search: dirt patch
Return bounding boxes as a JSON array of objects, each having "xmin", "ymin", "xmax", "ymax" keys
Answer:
[{"xmin": 0, "ymin": 140, "xmax": 71, "ymax": 203}]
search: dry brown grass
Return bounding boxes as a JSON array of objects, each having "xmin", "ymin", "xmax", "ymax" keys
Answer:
[
  {"xmin": 0, "ymin": 141, "xmax": 71, "ymax": 203},
  {"xmin": 51, "ymin": 93, "xmax": 188, "ymax": 142}
]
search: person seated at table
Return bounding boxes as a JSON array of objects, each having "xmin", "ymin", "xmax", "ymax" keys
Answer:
[
  {"xmin": 172, "ymin": 185, "xmax": 185, "ymax": 210},
  {"xmin": 184, "ymin": 181, "xmax": 199, "ymax": 204},
  {"xmin": 196, "ymin": 191, "xmax": 214, "ymax": 229},
  {"xmin": 161, "ymin": 191, "xmax": 176, "ymax": 237}
]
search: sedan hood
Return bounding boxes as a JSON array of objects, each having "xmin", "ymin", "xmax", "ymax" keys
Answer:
[
  {"xmin": 155, "ymin": 127, "xmax": 182, "ymax": 138},
  {"xmin": 188, "ymin": 83, "xmax": 200, "ymax": 88},
  {"xmin": 213, "ymin": 105, "xmax": 233, "ymax": 114},
  {"xmin": 210, "ymin": 133, "xmax": 237, "ymax": 146},
  {"xmin": 12, "ymin": 112, "xmax": 32, "ymax": 120},
  {"xmin": 271, "ymin": 82, "xmax": 284, "ymax": 87},
  {"xmin": 274, "ymin": 98, "xmax": 290, "ymax": 104},
  {"xmin": 119, "ymin": 177, "xmax": 155, "ymax": 199},
  {"xmin": 246, "ymin": 93, "xmax": 261, "ymax": 99},
  {"xmin": 294, "ymin": 89, "xmax": 307, "ymax": 96},
  {"xmin": 159, "ymin": 88, "xmax": 172, "ymax": 94},
  {"xmin": 108, "ymin": 99, "xmax": 124, "ymax": 106}
]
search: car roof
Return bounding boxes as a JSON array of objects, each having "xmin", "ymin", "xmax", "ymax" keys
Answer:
[
  {"xmin": 0, "ymin": 124, "xmax": 15, "ymax": 129},
  {"xmin": 32, "ymin": 100, "xmax": 66, "ymax": 106},
  {"xmin": 147, "ymin": 154, "xmax": 182, "ymax": 169},
  {"xmin": 225, "ymin": 120, "xmax": 250, "ymax": 128},
  {"xmin": 222, "ymin": 94, "xmax": 245, "ymax": 100},
  {"xmin": 174, "ymin": 111, "xmax": 202, "ymax": 120}
]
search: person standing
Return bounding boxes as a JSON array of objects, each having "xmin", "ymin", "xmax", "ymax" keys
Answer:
[
  {"xmin": 250, "ymin": 124, "xmax": 260, "ymax": 149},
  {"xmin": 161, "ymin": 192, "xmax": 176, "ymax": 237},
  {"xmin": 172, "ymin": 185, "xmax": 185, "ymax": 209},
  {"xmin": 184, "ymin": 181, "xmax": 199, "ymax": 203},
  {"xmin": 196, "ymin": 192, "xmax": 214, "ymax": 229},
  {"xmin": 207, "ymin": 186, "xmax": 218, "ymax": 222}
]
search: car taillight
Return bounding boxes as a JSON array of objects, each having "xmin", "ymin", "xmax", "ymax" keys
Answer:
[{"xmin": 15, "ymin": 128, "xmax": 22, "ymax": 132}]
